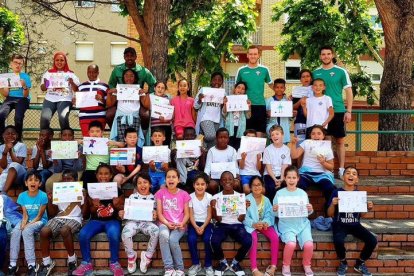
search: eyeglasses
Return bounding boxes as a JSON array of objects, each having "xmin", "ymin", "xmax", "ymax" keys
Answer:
[{"xmin": 12, "ymin": 61, "xmax": 24, "ymax": 66}]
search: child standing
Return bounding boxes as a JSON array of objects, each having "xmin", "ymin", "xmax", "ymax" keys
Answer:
[
  {"xmin": 8, "ymin": 171, "xmax": 48, "ymax": 276},
  {"xmin": 265, "ymin": 79, "xmax": 291, "ymax": 144},
  {"xmin": 194, "ymin": 72, "xmax": 224, "ymax": 149},
  {"xmin": 73, "ymin": 164, "xmax": 125, "ymax": 276},
  {"xmin": 327, "ymin": 166, "xmax": 377, "ymax": 276},
  {"xmin": 38, "ymin": 170, "xmax": 87, "ymax": 276},
  {"xmin": 238, "ymin": 129, "xmax": 262, "ymax": 194},
  {"xmin": 155, "ymin": 168, "xmax": 191, "ymax": 276},
  {"xmin": 244, "ymin": 176, "xmax": 279, "ymax": 276},
  {"xmin": 31, "ymin": 128, "xmax": 54, "ymax": 188},
  {"xmin": 150, "ymin": 81, "xmax": 173, "ymax": 146},
  {"xmin": 301, "ymin": 78, "xmax": 334, "ymax": 138},
  {"xmin": 0, "ymin": 54, "xmax": 31, "ymax": 139},
  {"xmin": 210, "ymin": 171, "xmax": 252, "ymax": 276},
  {"xmin": 148, "ymin": 127, "xmax": 171, "ymax": 193},
  {"xmin": 170, "ymin": 79, "xmax": 197, "ymax": 140},
  {"xmin": 223, "ymin": 81, "xmax": 251, "ymax": 150},
  {"xmin": 187, "ymin": 173, "xmax": 214, "ymax": 276},
  {"xmin": 120, "ymin": 173, "xmax": 159, "ymax": 274},
  {"xmin": 273, "ymin": 166, "xmax": 314, "ymax": 276},
  {"xmin": 263, "ymin": 125, "xmax": 291, "ymax": 201}
]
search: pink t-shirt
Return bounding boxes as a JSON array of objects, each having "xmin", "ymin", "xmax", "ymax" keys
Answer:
[
  {"xmin": 170, "ymin": 96, "xmax": 195, "ymax": 128},
  {"xmin": 155, "ymin": 188, "xmax": 191, "ymax": 224}
]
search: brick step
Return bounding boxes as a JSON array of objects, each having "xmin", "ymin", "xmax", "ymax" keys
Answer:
[{"xmin": 335, "ymin": 177, "xmax": 414, "ymax": 194}]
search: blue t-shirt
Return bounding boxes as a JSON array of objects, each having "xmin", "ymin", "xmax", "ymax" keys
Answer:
[
  {"xmin": 8, "ymin": 72, "xmax": 32, "ymax": 99},
  {"xmin": 17, "ymin": 190, "xmax": 48, "ymax": 224}
]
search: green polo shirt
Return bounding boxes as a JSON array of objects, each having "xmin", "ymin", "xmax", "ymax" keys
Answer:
[
  {"xmin": 235, "ymin": 65, "xmax": 272, "ymax": 105},
  {"xmin": 108, "ymin": 63, "xmax": 157, "ymax": 93},
  {"xmin": 312, "ymin": 65, "xmax": 352, "ymax": 113}
]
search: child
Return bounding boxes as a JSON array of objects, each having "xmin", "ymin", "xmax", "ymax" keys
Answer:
[
  {"xmin": 0, "ymin": 54, "xmax": 31, "ymax": 139},
  {"xmin": 31, "ymin": 128, "xmax": 54, "ymax": 188},
  {"xmin": 273, "ymin": 166, "xmax": 314, "ymax": 276},
  {"xmin": 238, "ymin": 129, "xmax": 262, "ymax": 194},
  {"xmin": 223, "ymin": 81, "xmax": 251, "ymax": 150},
  {"xmin": 175, "ymin": 127, "xmax": 207, "ymax": 192},
  {"xmin": 38, "ymin": 170, "xmax": 87, "ymax": 276},
  {"xmin": 265, "ymin": 79, "xmax": 291, "ymax": 144},
  {"xmin": 0, "ymin": 194, "xmax": 22, "ymax": 275},
  {"xmin": 120, "ymin": 173, "xmax": 159, "ymax": 274},
  {"xmin": 327, "ymin": 166, "xmax": 377, "ymax": 276},
  {"xmin": 292, "ymin": 69, "xmax": 313, "ymax": 146},
  {"xmin": 210, "ymin": 171, "xmax": 252, "ymax": 276},
  {"xmin": 148, "ymin": 127, "xmax": 170, "ymax": 193},
  {"xmin": 204, "ymin": 128, "xmax": 239, "ymax": 194},
  {"xmin": 150, "ymin": 81, "xmax": 173, "ymax": 146},
  {"xmin": 244, "ymin": 176, "xmax": 278, "ymax": 276},
  {"xmin": 290, "ymin": 125, "xmax": 336, "ymax": 213},
  {"xmin": 113, "ymin": 127, "xmax": 143, "ymax": 187},
  {"xmin": 187, "ymin": 173, "xmax": 214, "ymax": 276},
  {"xmin": 194, "ymin": 72, "xmax": 225, "ymax": 149},
  {"xmin": 263, "ymin": 125, "xmax": 291, "ymax": 201},
  {"xmin": 155, "ymin": 168, "xmax": 191, "ymax": 276},
  {"xmin": 73, "ymin": 164, "xmax": 125, "ymax": 276},
  {"xmin": 0, "ymin": 125, "xmax": 27, "ymax": 193},
  {"xmin": 109, "ymin": 68, "xmax": 150, "ymax": 142},
  {"xmin": 40, "ymin": 51, "xmax": 80, "ymax": 130},
  {"xmin": 76, "ymin": 64, "xmax": 110, "ymax": 136},
  {"xmin": 8, "ymin": 171, "xmax": 48, "ymax": 276},
  {"xmin": 170, "ymin": 79, "xmax": 197, "ymax": 140},
  {"xmin": 45, "ymin": 127, "xmax": 84, "ymax": 192},
  {"xmin": 301, "ymin": 78, "xmax": 334, "ymax": 138}
]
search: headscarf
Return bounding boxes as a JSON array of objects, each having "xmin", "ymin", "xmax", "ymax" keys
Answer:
[{"xmin": 48, "ymin": 51, "xmax": 72, "ymax": 73}]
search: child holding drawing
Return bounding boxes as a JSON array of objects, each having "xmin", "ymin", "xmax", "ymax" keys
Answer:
[
  {"xmin": 273, "ymin": 166, "xmax": 314, "ymax": 276},
  {"xmin": 210, "ymin": 171, "xmax": 252, "ymax": 276},
  {"xmin": 327, "ymin": 166, "xmax": 377, "ymax": 276},
  {"xmin": 149, "ymin": 81, "xmax": 173, "ymax": 146},
  {"xmin": 147, "ymin": 127, "xmax": 170, "ymax": 193},
  {"xmin": 38, "ymin": 169, "xmax": 87, "ymax": 276},
  {"xmin": 120, "ymin": 172, "xmax": 159, "ymax": 274},
  {"xmin": 155, "ymin": 168, "xmax": 191, "ymax": 276},
  {"xmin": 73, "ymin": 163, "xmax": 125, "ymax": 276},
  {"xmin": 238, "ymin": 129, "xmax": 262, "ymax": 194}
]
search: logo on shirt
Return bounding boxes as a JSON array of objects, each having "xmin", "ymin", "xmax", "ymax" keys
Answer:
[
  {"xmin": 281, "ymin": 154, "xmax": 286, "ymax": 159},
  {"xmin": 330, "ymin": 72, "xmax": 335, "ymax": 77},
  {"xmin": 163, "ymin": 197, "xmax": 178, "ymax": 211},
  {"xmin": 319, "ymin": 102, "xmax": 323, "ymax": 105},
  {"xmin": 256, "ymin": 71, "xmax": 261, "ymax": 76}
]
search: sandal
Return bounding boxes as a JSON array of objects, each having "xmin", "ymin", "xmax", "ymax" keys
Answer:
[
  {"xmin": 252, "ymin": 268, "xmax": 264, "ymax": 276},
  {"xmin": 264, "ymin": 265, "xmax": 276, "ymax": 276}
]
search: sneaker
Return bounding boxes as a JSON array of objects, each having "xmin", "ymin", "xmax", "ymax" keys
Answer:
[
  {"xmin": 38, "ymin": 260, "xmax": 56, "ymax": 276},
  {"xmin": 127, "ymin": 252, "xmax": 138, "ymax": 274},
  {"xmin": 339, "ymin": 168, "xmax": 345, "ymax": 180},
  {"xmin": 282, "ymin": 265, "xmax": 291, "ymax": 276},
  {"xmin": 304, "ymin": 265, "xmax": 314, "ymax": 276},
  {"xmin": 354, "ymin": 262, "xmax": 372, "ymax": 276},
  {"xmin": 337, "ymin": 262, "xmax": 348, "ymax": 276},
  {"xmin": 27, "ymin": 264, "xmax": 39, "ymax": 276},
  {"xmin": 110, "ymin": 262, "xmax": 124, "ymax": 276},
  {"xmin": 175, "ymin": 270, "xmax": 185, "ymax": 276},
  {"xmin": 164, "ymin": 269, "xmax": 175, "ymax": 276},
  {"xmin": 205, "ymin": 266, "xmax": 215, "ymax": 276},
  {"xmin": 68, "ymin": 260, "xmax": 78, "ymax": 276},
  {"xmin": 214, "ymin": 262, "xmax": 229, "ymax": 276},
  {"xmin": 230, "ymin": 263, "xmax": 245, "ymax": 276},
  {"xmin": 140, "ymin": 251, "xmax": 152, "ymax": 274},
  {"xmin": 188, "ymin": 264, "xmax": 202, "ymax": 276},
  {"xmin": 6, "ymin": 266, "xmax": 18, "ymax": 276},
  {"xmin": 72, "ymin": 262, "xmax": 94, "ymax": 276}
]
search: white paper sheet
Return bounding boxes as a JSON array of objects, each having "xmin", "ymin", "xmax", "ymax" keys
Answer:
[
  {"xmin": 76, "ymin": 91, "xmax": 99, "ymax": 108},
  {"xmin": 270, "ymin": 101, "xmax": 293, "ymax": 117},
  {"xmin": 52, "ymin": 182, "xmax": 83, "ymax": 204},
  {"xmin": 124, "ymin": 198, "xmax": 154, "ymax": 221},
  {"xmin": 51, "ymin": 141, "xmax": 79, "ymax": 159},
  {"xmin": 239, "ymin": 136, "xmax": 267, "ymax": 154},
  {"xmin": 151, "ymin": 103, "xmax": 174, "ymax": 120},
  {"xmin": 176, "ymin": 140, "xmax": 202, "ymax": 158},
  {"xmin": 216, "ymin": 194, "xmax": 246, "ymax": 216},
  {"xmin": 46, "ymin": 72, "xmax": 70, "ymax": 89},
  {"xmin": 110, "ymin": 148, "xmax": 136, "ymax": 165},
  {"xmin": 142, "ymin": 146, "xmax": 169, "ymax": 163},
  {"xmin": 277, "ymin": 196, "xmax": 308, "ymax": 218},
  {"xmin": 87, "ymin": 182, "xmax": 118, "ymax": 200},
  {"xmin": 0, "ymin": 73, "xmax": 21, "ymax": 88},
  {"xmin": 338, "ymin": 191, "xmax": 367, "ymax": 213},
  {"xmin": 306, "ymin": 140, "xmax": 332, "ymax": 158},
  {"xmin": 82, "ymin": 137, "xmax": 109, "ymax": 155},
  {"xmin": 116, "ymin": 84, "xmax": 141, "ymax": 100},
  {"xmin": 226, "ymin": 95, "xmax": 249, "ymax": 112},
  {"xmin": 200, "ymin": 87, "xmax": 225, "ymax": 104}
]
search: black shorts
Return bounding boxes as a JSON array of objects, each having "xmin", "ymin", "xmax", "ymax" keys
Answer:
[
  {"xmin": 247, "ymin": 105, "xmax": 267, "ymax": 133},
  {"xmin": 327, "ymin": 113, "xmax": 346, "ymax": 138}
]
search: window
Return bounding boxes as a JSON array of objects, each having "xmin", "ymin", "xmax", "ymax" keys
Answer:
[
  {"xmin": 111, "ymin": 1, "xmax": 122, "ymax": 12},
  {"xmin": 285, "ymin": 59, "xmax": 301, "ymax": 82},
  {"xmin": 75, "ymin": 1, "xmax": 95, "ymax": 8},
  {"xmin": 224, "ymin": 76, "xmax": 236, "ymax": 94},
  {"xmin": 360, "ymin": 60, "xmax": 383, "ymax": 84},
  {"xmin": 370, "ymin": 73, "xmax": 382, "ymax": 82},
  {"xmin": 75, "ymin": 42, "xmax": 94, "ymax": 61},
  {"xmin": 110, "ymin": 42, "xmax": 128, "ymax": 66}
]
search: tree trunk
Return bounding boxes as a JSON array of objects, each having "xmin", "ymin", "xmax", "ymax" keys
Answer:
[{"xmin": 374, "ymin": 0, "xmax": 414, "ymax": 150}]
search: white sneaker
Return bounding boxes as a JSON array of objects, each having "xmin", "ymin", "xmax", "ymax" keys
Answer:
[
  {"xmin": 127, "ymin": 252, "xmax": 137, "ymax": 274},
  {"xmin": 188, "ymin": 264, "xmax": 202, "ymax": 276},
  {"xmin": 205, "ymin": 266, "xmax": 215, "ymax": 276},
  {"xmin": 139, "ymin": 251, "xmax": 151, "ymax": 273},
  {"xmin": 175, "ymin": 270, "xmax": 185, "ymax": 276},
  {"xmin": 164, "ymin": 269, "xmax": 175, "ymax": 276}
]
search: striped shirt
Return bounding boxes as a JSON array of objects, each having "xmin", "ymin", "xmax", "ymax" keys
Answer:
[{"xmin": 77, "ymin": 79, "xmax": 109, "ymax": 120}]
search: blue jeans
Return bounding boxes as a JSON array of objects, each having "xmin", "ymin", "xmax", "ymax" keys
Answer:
[
  {"xmin": 159, "ymin": 224, "xmax": 185, "ymax": 270},
  {"xmin": 187, "ymin": 222, "xmax": 213, "ymax": 267},
  {"xmin": 149, "ymin": 171, "xmax": 165, "ymax": 193},
  {"xmin": 0, "ymin": 225, "xmax": 7, "ymax": 268},
  {"xmin": 79, "ymin": 219, "xmax": 121, "ymax": 264}
]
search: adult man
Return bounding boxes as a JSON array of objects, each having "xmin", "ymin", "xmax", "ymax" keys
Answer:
[
  {"xmin": 235, "ymin": 45, "xmax": 273, "ymax": 137},
  {"xmin": 107, "ymin": 47, "xmax": 156, "ymax": 127},
  {"xmin": 313, "ymin": 46, "xmax": 353, "ymax": 178}
]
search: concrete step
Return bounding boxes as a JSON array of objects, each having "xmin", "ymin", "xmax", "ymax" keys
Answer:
[
  {"xmin": 378, "ymin": 247, "xmax": 414, "ymax": 260},
  {"xmin": 335, "ymin": 177, "xmax": 414, "ymax": 195}
]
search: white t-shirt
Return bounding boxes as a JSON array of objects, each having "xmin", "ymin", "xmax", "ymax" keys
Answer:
[
  {"xmin": 204, "ymin": 146, "xmax": 239, "ymax": 177},
  {"xmin": 300, "ymin": 140, "xmax": 334, "ymax": 173},
  {"xmin": 31, "ymin": 146, "xmax": 52, "ymax": 171},
  {"xmin": 118, "ymin": 100, "xmax": 140, "ymax": 114},
  {"xmin": 305, "ymin": 95, "xmax": 333, "ymax": 128},
  {"xmin": 55, "ymin": 199, "xmax": 84, "ymax": 224},
  {"xmin": 237, "ymin": 149, "xmax": 261, "ymax": 176},
  {"xmin": 189, "ymin": 192, "xmax": 212, "ymax": 223},
  {"xmin": 263, "ymin": 144, "xmax": 291, "ymax": 176},
  {"xmin": 212, "ymin": 191, "xmax": 242, "ymax": 224},
  {"xmin": 42, "ymin": 71, "xmax": 80, "ymax": 102},
  {"xmin": 0, "ymin": 142, "xmax": 27, "ymax": 168}
]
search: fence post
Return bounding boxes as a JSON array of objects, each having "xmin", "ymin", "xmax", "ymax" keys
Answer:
[{"xmin": 356, "ymin": 112, "xmax": 362, "ymax": 152}]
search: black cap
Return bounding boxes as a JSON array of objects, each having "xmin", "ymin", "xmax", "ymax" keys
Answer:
[{"xmin": 124, "ymin": 47, "xmax": 137, "ymax": 55}]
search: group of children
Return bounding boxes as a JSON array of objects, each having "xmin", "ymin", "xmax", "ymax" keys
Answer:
[{"xmin": 0, "ymin": 53, "xmax": 377, "ymax": 276}]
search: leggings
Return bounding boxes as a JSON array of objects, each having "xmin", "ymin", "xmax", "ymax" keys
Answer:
[
  {"xmin": 250, "ymin": 228, "xmax": 279, "ymax": 269},
  {"xmin": 200, "ymin": 120, "xmax": 219, "ymax": 149},
  {"xmin": 283, "ymin": 241, "xmax": 313, "ymax": 266},
  {"xmin": 122, "ymin": 220, "xmax": 159, "ymax": 259}
]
